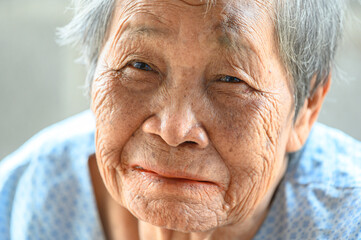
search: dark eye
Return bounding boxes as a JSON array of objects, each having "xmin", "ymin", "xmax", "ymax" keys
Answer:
[
  {"xmin": 219, "ymin": 75, "xmax": 243, "ymax": 83},
  {"xmin": 131, "ymin": 62, "xmax": 153, "ymax": 71}
]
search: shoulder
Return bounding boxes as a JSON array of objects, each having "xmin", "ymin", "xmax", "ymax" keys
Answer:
[
  {"xmin": 0, "ymin": 110, "xmax": 95, "ymax": 181},
  {"xmin": 255, "ymin": 123, "xmax": 361, "ymax": 239},
  {"xmin": 0, "ymin": 110, "xmax": 97, "ymax": 239},
  {"xmin": 289, "ymin": 122, "xmax": 361, "ymax": 187},
  {"xmin": 308, "ymin": 122, "xmax": 361, "ymax": 160}
]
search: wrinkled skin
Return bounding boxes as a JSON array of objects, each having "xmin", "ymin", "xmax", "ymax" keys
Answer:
[{"xmin": 90, "ymin": 0, "xmax": 324, "ymax": 239}]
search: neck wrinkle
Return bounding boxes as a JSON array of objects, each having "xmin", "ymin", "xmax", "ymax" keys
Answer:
[{"xmin": 138, "ymin": 220, "xmax": 214, "ymax": 240}]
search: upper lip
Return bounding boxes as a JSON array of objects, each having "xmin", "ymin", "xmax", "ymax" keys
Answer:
[{"xmin": 132, "ymin": 165, "xmax": 216, "ymax": 184}]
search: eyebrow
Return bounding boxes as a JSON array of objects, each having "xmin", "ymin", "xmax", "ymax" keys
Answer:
[
  {"xmin": 124, "ymin": 25, "xmax": 172, "ymax": 38},
  {"xmin": 213, "ymin": 20, "xmax": 243, "ymax": 49}
]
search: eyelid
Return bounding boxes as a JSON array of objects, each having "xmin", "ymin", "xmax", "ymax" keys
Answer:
[
  {"xmin": 212, "ymin": 71, "xmax": 260, "ymax": 93},
  {"xmin": 219, "ymin": 75, "xmax": 244, "ymax": 83},
  {"xmin": 232, "ymin": 67, "xmax": 262, "ymax": 91},
  {"xmin": 125, "ymin": 56, "xmax": 163, "ymax": 74},
  {"xmin": 130, "ymin": 61, "xmax": 153, "ymax": 71},
  {"xmin": 220, "ymin": 67, "xmax": 261, "ymax": 91}
]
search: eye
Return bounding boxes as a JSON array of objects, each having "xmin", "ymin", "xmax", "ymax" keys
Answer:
[
  {"xmin": 219, "ymin": 75, "xmax": 243, "ymax": 83},
  {"xmin": 131, "ymin": 61, "xmax": 153, "ymax": 71}
]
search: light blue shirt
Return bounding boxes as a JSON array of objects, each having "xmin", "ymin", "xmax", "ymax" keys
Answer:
[{"xmin": 1, "ymin": 111, "xmax": 361, "ymax": 240}]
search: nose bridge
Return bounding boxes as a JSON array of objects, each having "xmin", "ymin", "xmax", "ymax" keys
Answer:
[
  {"xmin": 161, "ymin": 69, "xmax": 198, "ymax": 132},
  {"xmin": 160, "ymin": 91, "xmax": 200, "ymax": 144},
  {"xmin": 142, "ymin": 88, "xmax": 209, "ymax": 148},
  {"xmin": 162, "ymin": 99, "xmax": 194, "ymax": 138}
]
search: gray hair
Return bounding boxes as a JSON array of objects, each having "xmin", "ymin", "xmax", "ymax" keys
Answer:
[
  {"xmin": 57, "ymin": 0, "xmax": 115, "ymax": 94},
  {"xmin": 58, "ymin": 0, "xmax": 345, "ymax": 116},
  {"xmin": 275, "ymin": 0, "xmax": 345, "ymax": 114}
]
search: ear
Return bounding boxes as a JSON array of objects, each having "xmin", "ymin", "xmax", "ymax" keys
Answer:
[{"xmin": 286, "ymin": 74, "xmax": 331, "ymax": 153}]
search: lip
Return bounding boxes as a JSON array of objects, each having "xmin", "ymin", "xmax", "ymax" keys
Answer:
[{"xmin": 132, "ymin": 165, "xmax": 218, "ymax": 186}]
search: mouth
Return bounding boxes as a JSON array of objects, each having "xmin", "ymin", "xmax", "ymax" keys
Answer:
[{"xmin": 132, "ymin": 165, "xmax": 217, "ymax": 186}]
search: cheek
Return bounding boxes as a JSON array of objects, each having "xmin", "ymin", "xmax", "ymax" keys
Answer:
[
  {"xmin": 91, "ymin": 75, "xmax": 151, "ymax": 201},
  {"xmin": 208, "ymin": 94, "xmax": 291, "ymax": 221}
]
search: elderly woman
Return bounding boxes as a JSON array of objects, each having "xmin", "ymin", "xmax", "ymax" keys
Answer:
[{"xmin": 1, "ymin": 0, "xmax": 361, "ymax": 239}]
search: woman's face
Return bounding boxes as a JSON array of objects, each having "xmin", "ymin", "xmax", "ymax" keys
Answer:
[{"xmin": 92, "ymin": 0, "xmax": 295, "ymax": 232}]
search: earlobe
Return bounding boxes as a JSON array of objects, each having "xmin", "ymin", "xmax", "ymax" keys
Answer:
[{"xmin": 286, "ymin": 75, "xmax": 332, "ymax": 153}]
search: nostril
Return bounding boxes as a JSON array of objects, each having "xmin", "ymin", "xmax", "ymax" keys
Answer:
[
  {"xmin": 182, "ymin": 141, "xmax": 198, "ymax": 146},
  {"xmin": 143, "ymin": 114, "xmax": 209, "ymax": 148}
]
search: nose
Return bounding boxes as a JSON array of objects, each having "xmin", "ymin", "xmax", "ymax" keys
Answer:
[{"xmin": 142, "ymin": 106, "xmax": 209, "ymax": 149}]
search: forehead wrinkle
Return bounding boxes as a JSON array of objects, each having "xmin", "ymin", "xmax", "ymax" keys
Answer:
[
  {"xmin": 124, "ymin": 24, "xmax": 173, "ymax": 39},
  {"xmin": 177, "ymin": 0, "xmax": 206, "ymax": 6},
  {"xmin": 109, "ymin": 1, "xmax": 177, "ymax": 51},
  {"xmin": 214, "ymin": 2, "xmax": 272, "ymax": 71},
  {"xmin": 117, "ymin": 6, "xmax": 173, "ymax": 32}
]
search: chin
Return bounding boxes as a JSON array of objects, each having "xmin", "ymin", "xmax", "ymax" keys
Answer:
[
  {"xmin": 126, "ymin": 196, "xmax": 222, "ymax": 232},
  {"xmin": 118, "ymin": 166, "xmax": 229, "ymax": 232}
]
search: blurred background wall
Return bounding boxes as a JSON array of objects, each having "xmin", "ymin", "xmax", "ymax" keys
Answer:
[{"xmin": 0, "ymin": 0, "xmax": 360, "ymax": 159}]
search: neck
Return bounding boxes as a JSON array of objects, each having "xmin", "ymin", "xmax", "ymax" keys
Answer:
[
  {"xmin": 137, "ymin": 208, "xmax": 268, "ymax": 240},
  {"xmin": 138, "ymin": 222, "xmax": 213, "ymax": 240},
  {"xmin": 89, "ymin": 154, "xmax": 287, "ymax": 240}
]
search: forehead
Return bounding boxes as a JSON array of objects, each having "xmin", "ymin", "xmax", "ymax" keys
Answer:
[
  {"xmin": 111, "ymin": 0, "xmax": 273, "ymax": 34},
  {"xmin": 108, "ymin": 0, "xmax": 275, "ymax": 57}
]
